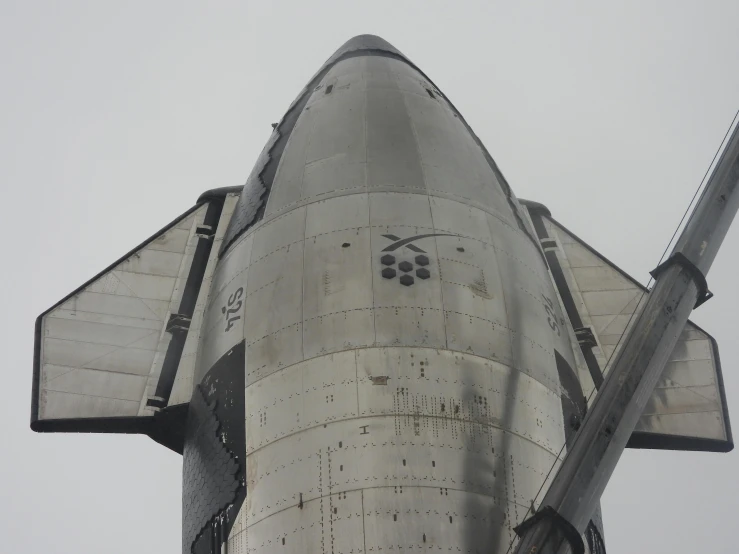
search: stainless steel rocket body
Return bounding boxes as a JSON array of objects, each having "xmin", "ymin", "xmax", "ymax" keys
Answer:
[
  {"xmin": 186, "ymin": 35, "xmax": 582, "ymax": 554},
  {"xmin": 28, "ymin": 32, "xmax": 733, "ymax": 554}
]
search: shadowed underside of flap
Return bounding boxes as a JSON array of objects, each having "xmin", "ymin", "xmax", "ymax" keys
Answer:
[{"xmin": 522, "ymin": 202, "xmax": 732, "ymax": 452}]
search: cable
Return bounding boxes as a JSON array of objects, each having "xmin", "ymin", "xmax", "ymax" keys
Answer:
[
  {"xmin": 504, "ymin": 106, "xmax": 739, "ymax": 554},
  {"xmin": 655, "ymin": 106, "xmax": 739, "ymax": 269}
]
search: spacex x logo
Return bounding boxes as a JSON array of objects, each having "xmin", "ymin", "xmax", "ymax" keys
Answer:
[
  {"xmin": 381, "ymin": 233, "xmax": 455, "ymax": 253},
  {"xmin": 379, "ymin": 233, "xmax": 457, "ymax": 286}
]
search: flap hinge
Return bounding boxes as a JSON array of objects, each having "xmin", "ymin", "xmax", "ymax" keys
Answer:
[
  {"xmin": 575, "ymin": 327, "xmax": 598, "ymax": 348},
  {"xmin": 196, "ymin": 224, "xmax": 215, "ymax": 239},
  {"xmin": 166, "ymin": 313, "xmax": 192, "ymax": 334}
]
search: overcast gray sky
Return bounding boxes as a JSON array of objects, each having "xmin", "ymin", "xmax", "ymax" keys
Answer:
[{"xmin": 2, "ymin": 2, "xmax": 738, "ymax": 553}]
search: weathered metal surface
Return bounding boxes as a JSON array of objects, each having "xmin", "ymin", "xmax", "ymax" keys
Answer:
[{"xmin": 197, "ymin": 35, "xmax": 584, "ymax": 554}]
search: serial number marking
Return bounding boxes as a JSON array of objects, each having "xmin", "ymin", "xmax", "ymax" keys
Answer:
[
  {"xmin": 222, "ymin": 287, "xmax": 244, "ymax": 332},
  {"xmin": 542, "ymin": 295, "xmax": 561, "ymax": 337}
]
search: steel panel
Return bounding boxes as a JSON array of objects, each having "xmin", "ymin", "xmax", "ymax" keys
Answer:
[
  {"xmin": 243, "ymin": 242, "xmax": 303, "ymax": 339},
  {"xmin": 42, "ymin": 337, "xmax": 156, "ymax": 376},
  {"xmin": 245, "ymin": 351, "xmax": 358, "ymax": 455},
  {"xmin": 303, "ymin": 211, "xmax": 374, "ymax": 358},
  {"xmin": 302, "ymin": 158, "xmax": 367, "ymax": 200},
  {"xmin": 422, "ymin": 159, "xmax": 508, "ymax": 216},
  {"xmin": 114, "ymin": 248, "xmax": 184, "ymax": 277},
  {"xmin": 669, "ymin": 336, "xmax": 712, "ymax": 361},
  {"xmin": 102, "ymin": 271, "xmax": 177, "ymax": 301},
  {"xmin": 245, "ymin": 324, "xmax": 303, "ymax": 387},
  {"xmin": 41, "ymin": 365, "xmax": 146, "ymax": 402},
  {"xmin": 489, "ymin": 215, "xmax": 549, "ymax": 285},
  {"xmin": 429, "ymin": 196, "xmax": 493, "ymax": 243},
  {"xmin": 366, "ymin": 87, "xmax": 426, "ymax": 190},
  {"xmin": 635, "ymin": 411, "xmax": 726, "ymax": 440},
  {"xmin": 44, "ymin": 307, "xmax": 164, "ymax": 330},
  {"xmin": 245, "ymin": 492, "xmax": 364, "ymax": 554},
  {"xmin": 290, "ymin": 63, "xmax": 367, "ymax": 203},
  {"xmin": 56, "ymin": 291, "xmax": 171, "ymax": 320},
  {"xmin": 303, "ymin": 309, "xmax": 374, "ymax": 359},
  {"xmin": 44, "ymin": 318, "xmax": 160, "ymax": 349},
  {"xmin": 264, "ymin": 101, "xmax": 317, "ymax": 215},
  {"xmin": 146, "ymin": 226, "xmax": 190, "ymax": 253},
  {"xmin": 361, "ymin": 486, "xmax": 514, "ymax": 553},
  {"xmin": 41, "ymin": 391, "xmax": 139, "ymax": 419},
  {"xmin": 372, "ymin": 263, "xmax": 445, "ymax": 348},
  {"xmin": 304, "ymin": 81, "xmax": 366, "ymax": 167},
  {"xmin": 301, "ymin": 351, "xmax": 360, "ymax": 426},
  {"xmin": 245, "ymin": 423, "xmax": 323, "ymax": 516},
  {"xmin": 363, "ymin": 68, "xmax": 397, "ymax": 90},
  {"xmin": 436, "ymin": 232, "xmax": 513, "ymax": 366},
  {"xmin": 305, "ymin": 193, "xmax": 369, "ymax": 237},
  {"xmin": 249, "ymin": 206, "xmax": 306, "ymax": 263},
  {"xmin": 406, "ymin": 92, "xmax": 506, "ymax": 212},
  {"xmin": 659, "ymin": 358, "xmax": 717, "ymax": 387},
  {"xmin": 303, "ymin": 232, "xmax": 373, "ymax": 318},
  {"xmin": 243, "ymin": 241, "xmax": 304, "ymax": 374},
  {"xmin": 80, "ymin": 343, "xmax": 158, "ymax": 375},
  {"xmin": 245, "ymin": 365, "xmax": 303, "ymax": 455},
  {"xmin": 369, "ymin": 191, "xmax": 434, "ymax": 229},
  {"xmin": 394, "ymin": 71, "xmax": 432, "ymax": 97},
  {"xmin": 499, "ymin": 284, "xmax": 560, "ymax": 391},
  {"xmin": 438, "ymin": 249, "xmax": 504, "ymax": 321},
  {"xmin": 361, "ymin": 54, "xmax": 398, "ymax": 73}
]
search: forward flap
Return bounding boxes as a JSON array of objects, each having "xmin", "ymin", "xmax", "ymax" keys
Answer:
[
  {"xmin": 31, "ymin": 189, "xmax": 240, "ymax": 451},
  {"xmin": 523, "ymin": 202, "xmax": 732, "ymax": 452}
]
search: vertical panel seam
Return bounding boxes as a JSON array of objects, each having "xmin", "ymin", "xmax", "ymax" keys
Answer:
[
  {"xmin": 398, "ymin": 71, "xmax": 448, "ymax": 349},
  {"xmin": 363, "ymin": 64, "xmax": 377, "ymax": 346}
]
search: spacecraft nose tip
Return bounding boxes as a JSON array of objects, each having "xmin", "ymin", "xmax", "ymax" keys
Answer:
[{"xmin": 334, "ymin": 34, "xmax": 404, "ymax": 57}]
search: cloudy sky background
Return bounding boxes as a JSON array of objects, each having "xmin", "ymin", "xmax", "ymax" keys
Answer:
[{"xmin": 2, "ymin": 2, "xmax": 738, "ymax": 552}]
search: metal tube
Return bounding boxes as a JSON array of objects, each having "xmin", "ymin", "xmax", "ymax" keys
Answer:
[{"xmin": 514, "ymin": 117, "xmax": 739, "ymax": 554}]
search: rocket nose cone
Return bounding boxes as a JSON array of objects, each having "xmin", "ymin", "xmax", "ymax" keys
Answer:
[
  {"xmin": 328, "ymin": 34, "xmax": 407, "ymax": 63},
  {"xmin": 339, "ymin": 34, "xmax": 399, "ymax": 52},
  {"xmin": 221, "ymin": 33, "xmax": 415, "ymax": 254}
]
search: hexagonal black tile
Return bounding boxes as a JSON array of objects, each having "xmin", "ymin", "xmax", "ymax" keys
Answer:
[
  {"xmin": 398, "ymin": 261, "xmax": 413, "ymax": 272},
  {"xmin": 415, "ymin": 255, "xmax": 430, "ymax": 266},
  {"xmin": 399, "ymin": 275, "xmax": 414, "ymax": 286},
  {"xmin": 381, "ymin": 254, "xmax": 396, "ymax": 266},
  {"xmin": 381, "ymin": 267, "xmax": 397, "ymax": 279},
  {"xmin": 416, "ymin": 268, "xmax": 430, "ymax": 279}
]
